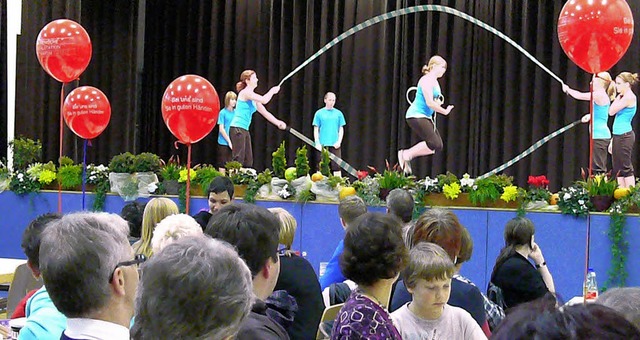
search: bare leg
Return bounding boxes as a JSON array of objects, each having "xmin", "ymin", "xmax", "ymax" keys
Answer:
[{"xmin": 404, "ymin": 141, "xmax": 435, "ymax": 160}]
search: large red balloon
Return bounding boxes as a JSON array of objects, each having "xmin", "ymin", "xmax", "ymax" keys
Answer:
[
  {"xmin": 63, "ymin": 86, "xmax": 111, "ymax": 139},
  {"xmin": 558, "ymin": 0, "xmax": 634, "ymax": 74},
  {"xmin": 36, "ymin": 19, "xmax": 92, "ymax": 83},
  {"xmin": 161, "ymin": 75, "xmax": 220, "ymax": 144}
]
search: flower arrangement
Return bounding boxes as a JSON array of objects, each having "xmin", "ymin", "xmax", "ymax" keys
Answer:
[
  {"xmin": 10, "ymin": 170, "xmax": 40, "ymax": 195},
  {"xmin": 57, "ymin": 164, "xmax": 83, "ymax": 190},
  {"xmin": 87, "ymin": 164, "xmax": 110, "ymax": 211},
  {"xmin": 557, "ymin": 184, "xmax": 591, "ymax": 216},
  {"xmin": 178, "ymin": 168, "xmax": 197, "ymax": 183},
  {"xmin": 423, "ymin": 176, "xmax": 440, "ymax": 193},
  {"xmin": 271, "ymin": 141, "xmax": 287, "ymax": 179},
  {"xmin": 525, "ymin": 175, "xmax": 551, "ymax": 203},
  {"xmin": 230, "ymin": 168, "xmax": 257, "ymax": 185},
  {"xmin": 500, "ymin": 185, "xmax": 519, "ymax": 202},
  {"xmin": 460, "ymin": 173, "xmax": 475, "ymax": 193},
  {"xmin": 579, "ymin": 173, "xmax": 617, "ymax": 197},
  {"xmin": 295, "ymin": 145, "xmax": 310, "ymax": 178},
  {"xmin": 436, "ymin": 172, "xmax": 459, "ymax": 192},
  {"xmin": 443, "ymin": 182, "xmax": 462, "ymax": 200},
  {"xmin": 193, "ymin": 164, "xmax": 222, "ymax": 191},
  {"xmin": 27, "ymin": 162, "xmax": 57, "ymax": 186}
]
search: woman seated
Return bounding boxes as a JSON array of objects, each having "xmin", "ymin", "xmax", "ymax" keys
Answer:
[
  {"xmin": 489, "ymin": 217, "xmax": 555, "ymax": 309},
  {"xmin": 132, "ymin": 197, "xmax": 179, "ymax": 258},
  {"xmin": 332, "ymin": 212, "xmax": 408, "ymax": 339}
]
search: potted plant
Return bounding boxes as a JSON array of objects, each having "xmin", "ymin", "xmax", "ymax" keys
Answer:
[
  {"xmin": 193, "ymin": 164, "xmax": 222, "ymax": 196},
  {"xmin": 108, "ymin": 152, "xmax": 159, "ymax": 201},
  {"xmin": 372, "ymin": 161, "xmax": 414, "ymax": 200},
  {"xmin": 0, "ymin": 159, "xmax": 10, "ymax": 192},
  {"xmin": 579, "ymin": 173, "xmax": 618, "ymax": 212},
  {"xmin": 159, "ymin": 156, "xmax": 181, "ymax": 195},
  {"xmin": 524, "ymin": 175, "xmax": 551, "ymax": 210},
  {"xmin": 295, "ymin": 145, "xmax": 310, "ymax": 178},
  {"xmin": 86, "ymin": 164, "xmax": 110, "ymax": 211},
  {"xmin": 10, "ymin": 137, "xmax": 42, "ymax": 171},
  {"xmin": 57, "ymin": 164, "xmax": 83, "ymax": 190},
  {"xmin": 271, "ymin": 141, "xmax": 286, "ymax": 179},
  {"xmin": 318, "ymin": 147, "xmax": 332, "ymax": 177}
]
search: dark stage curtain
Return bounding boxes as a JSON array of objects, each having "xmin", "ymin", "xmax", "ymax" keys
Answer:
[
  {"xmin": 0, "ymin": 0, "xmax": 6, "ymax": 159},
  {"xmin": 10, "ymin": 0, "xmax": 640, "ymax": 190}
]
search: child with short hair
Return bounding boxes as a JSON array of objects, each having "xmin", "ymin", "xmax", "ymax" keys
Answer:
[{"xmin": 391, "ymin": 242, "xmax": 486, "ymax": 339}]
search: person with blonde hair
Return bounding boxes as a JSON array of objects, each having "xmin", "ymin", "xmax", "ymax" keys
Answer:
[
  {"xmin": 563, "ymin": 72, "xmax": 616, "ymax": 173},
  {"xmin": 151, "ymin": 214, "xmax": 202, "ymax": 254},
  {"xmin": 268, "ymin": 207, "xmax": 323, "ymax": 340},
  {"xmin": 609, "ymin": 72, "xmax": 638, "ymax": 188},
  {"xmin": 217, "ymin": 91, "xmax": 237, "ymax": 168},
  {"xmin": 398, "ymin": 55, "xmax": 455, "ymax": 174},
  {"xmin": 229, "ymin": 70, "xmax": 285, "ymax": 167},
  {"xmin": 133, "ymin": 197, "xmax": 179, "ymax": 258}
]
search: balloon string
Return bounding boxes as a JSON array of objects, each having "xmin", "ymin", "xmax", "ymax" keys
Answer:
[
  {"xmin": 81, "ymin": 139, "xmax": 88, "ymax": 210},
  {"xmin": 186, "ymin": 144, "xmax": 192, "ymax": 214},
  {"xmin": 58, "ymin": 83, "xmax": 65, "ymax": 213},
  {"xmin": 588, "ymin": 80, "xmax": 594, "ymax": 177},
  {"xmin": 278, "ymin": 5, "xmax": 564, "ymax": 87}
]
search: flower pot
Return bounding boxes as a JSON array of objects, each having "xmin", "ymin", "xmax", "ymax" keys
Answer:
[
  {"xmin": 163, "ymin": 180, "xmax": 180, "ymax": 195},
  {"xmin": 379, "ymin": 188, "xmax": 391, "ymax": 201},
  {"xmin": 424, "ymin": 193, "xmax": 473, "ymax": 207},
  {"xmin": 590, "ymin": 195, "xmax": 613, "ymax": 212},
  {"xmin": 234, "ymin": 184, "xmax": 247, "ymax": 198},
  {"xmin": 109, "ymin": 172, "xmax": 159, "ymax": 201}
]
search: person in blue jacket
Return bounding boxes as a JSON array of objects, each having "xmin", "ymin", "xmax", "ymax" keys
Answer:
[
  {"xmin": 609, "ymin": 72, "xmax": 638, "ymax": 188},
  {"xmin": 217, "ymin": 91, "xmax": 236, "ymax": 168},
  {"xmin": 564, "ymin": 72, "xmax": 616, "ymax": 174},
  {"xmin": 398, "ymin": 55, "xmax": 454, "ymax": 174}
]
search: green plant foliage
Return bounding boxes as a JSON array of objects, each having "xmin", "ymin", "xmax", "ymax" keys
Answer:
[
  {"xmin": 58, "ymin": 156, "xmax": 74, "ymax": 167},
  {"xmin": 319, "ymin": 148, "xmax": 331, "ymax": 177},
  {"xmin": 257, "ymin": 169, "xmax": 273, "ymax": 185},
  {"xmin": 469, "ymin": 177, "xmax": 502, "ymax": 206},
  {"xmin": 296, "ymin": 188, "xmax": 316, "ymax": 203},
  {"xmin": 579, "ymin": 174, "xmax": 618, "ymax": 197},
  {"xmin": 133, "ymin": 152, "xmax": 161, "ymax": 173},
  {"xmin": 57, "ymin": 165, "xmax": 83, "ymax": 189},
  {"xmin": 109, "ymin": 152, "xmax": 136, "ymax": 173},
  {"xmin": 91, "ymin": 180, "xmax": 110, "ymax": 212},
  {"xmin": 10, "ymin": 170, "xmax": 40, "ymax": 195},
  {"xmin": 271, "ymin": 141, "xmax": 287, "ymax": 179},
  {"xmin": 178, "ymin": 182, "xmax": 187, "ymax": 213},
  {"xmin": 376, "ymin": 170, "xmax": 412, "ymax": 190},
  {"xmin": 195, "ymin": 165, "xmax": 222, "ymax": 192},
  {"xmin": 224, "ymin": 161, "xmax": 243, "ymax": 172},
  {"xmin": 10, "ymin": 137, "xmax": 42, "ymax": 171},
  {"xmin": 436, "ymin": 172, "xmax": 459, "ymax": 191},
  {"xmin": 244, "ymin": 181, "xmax": 262, "ymax": 204},
  {"xmin": 295, "ymin": 145, "xmax": 310, "ymax": 177}
]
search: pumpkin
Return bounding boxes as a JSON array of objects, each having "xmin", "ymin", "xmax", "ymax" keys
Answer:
[
  {"xmin": 614, "ymin": 188, "xmax": 630, "ymax": 200},
  {"xmin": 339, "ymin": 186, "xmax": 357, "ymax": 200},
  {"xmin": 311, "ymin": 172, "xmax": 324, "ymax": 182}
]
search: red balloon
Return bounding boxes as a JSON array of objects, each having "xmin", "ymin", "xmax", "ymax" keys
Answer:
[
  {"xmin": 36, "ymin": 19, "xmax": 92, "ymax": 83},
  {"xmin": 63, "ymin": 86, "xmax": 111, "ymax": 139},
  {"xmin": 161, "ymin": 75, "xmax": 220, "ymax": 144},
  {"xmin": 558, "ymin": 0, "xmax": 634, "ymax": 74}
]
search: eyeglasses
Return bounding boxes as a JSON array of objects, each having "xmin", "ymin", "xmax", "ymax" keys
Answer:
[{"xmin": 108, "ymin": 254, "xmax": 147, "ymax": 282}]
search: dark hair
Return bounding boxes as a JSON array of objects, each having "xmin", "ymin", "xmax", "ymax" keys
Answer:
[
  {"xmin": 491, "ymin": 217, "xmax": 535, "ymax": 279},
  {"xmin": 338, "ymin": 195, "xmax": 367, "ymax": 226},
  {"xmin": 409, "ymin": 208, "xmax": 462, "ymax": 260},
  {"xmin": 21, "ymin": 213, "xmax": 62, "ymax": 270},
  {"xmin": 340, "ymin": 212, "xmax": 408, "ymax": 286},
  {"xmin": 120, "ymin": 201, "xmax": 146, "ymax": 238},
  {"xmin": 207, "ymin": 176, "xmax": 234, "ymax": 198},
  {"xmin": 205, "ymin": 203, "xmax": 280, "ymax": 276},
  {"xmin": 386, "ymin": 188, "xmax": 414, "ymax": 223},
  {"xmin": 492, "ymin": 298, "xmax": 640, "ymax": 339}
]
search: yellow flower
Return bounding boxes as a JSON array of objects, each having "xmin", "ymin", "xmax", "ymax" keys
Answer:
[
  {"xmin": 501, "ymin": 185, "xmax": 518, "ymax": 202},
  {"xmin": 38, "ymin": 169, "xmax": 57, "ymax": 185},
  {"xmin": 443, "ymin": 182, "xmax": 461, "ymax": 200},
  {"xmin": 178, "ymin": 169, "xmax": 197, "ymax": 183}
]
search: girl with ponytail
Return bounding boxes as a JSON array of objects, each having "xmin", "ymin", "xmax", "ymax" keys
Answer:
[
  {"xmin": 490, "ymin": 217, "xmax": 555, "ymax": 309},
  {"xmin": 229, "ymin": 70, "xmax": 285, "ymax": 167},
  {"xmin": 563, "ymin": 72, "xmax": 616, "ymax": 174},
  {"xmin": 609, "ymin": 72, "xmax": 638, "ymax": 188},
  {"xmin": 397, "ymin": 55, "xmax": 454, "ymax": 175}
]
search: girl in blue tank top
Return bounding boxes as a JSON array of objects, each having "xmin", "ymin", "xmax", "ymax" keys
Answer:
[
  {"xmin": 397, "ymin": 56, "xmax": 454, "ymax": 174},
  {"xmin": 229, "ymin": 70, "xmax": 286, "ymax": 167},
  {"xmin": 563, "ymin": 72, "xmax": 615, "ymax": 174},
  {"xmin": 609, "ymin": 72, "xmax": 639, "ymax": 188}
]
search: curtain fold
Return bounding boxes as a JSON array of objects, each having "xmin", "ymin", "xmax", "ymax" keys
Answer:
[{"xmin": 9, "ymin": 0, "xmax": 640, "ymax": 189}]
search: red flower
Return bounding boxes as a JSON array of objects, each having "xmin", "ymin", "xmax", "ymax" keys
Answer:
[
  {"xmin": 528, "ymin": 175, "xmax": 549, "ymax": 188},
  {"xmin": 357, "ymin": 170, "xmax": 369, "ymax": 180}
]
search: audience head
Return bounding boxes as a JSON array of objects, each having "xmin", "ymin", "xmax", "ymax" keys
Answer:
[
  {"xmin": 338, "ymin": 195, "xmax": 367, "ymax": 229},
  {"xmin": 21, "ymin": 213, "xmax": 62, "ymax": 277},
  {"xmin": 39, "ymin": 212, "xmax": 138, "ymax": 324},
  {"xmin": 408, "ymin": 208, "xmax": 463, "ymax": 261},
  {"xmin": 120, "ymin": 201, "xmax": 146, "ymax": 239},
  {"xmin": 151, "ymin": 214, "xmax": 202, "ymax": 253},
  {"xmin": 597, "ymin": 287, "xmax": 640, "ymax": 330},
  {"xmin": 340, "ymin": 212, "xmax": 408, "ymax": 287},
  {"xmin": 206, "ymin": 203, "xmax": 281, "ymax": 300},
  {"xmin": 268, "ymin": 207, "xmax": 297, "ymax": 250},
  {"xmin": 139, "ymin": 197, "xmax": 179, "ymax": 257},
  {"xmin": 402, "ymin": 242, "xmax": 455, "ymax": 319},
  {"xmin": 456, "ymin": 226, "xmax": 473, "ymax": 268},
  {"xmin": 492, "ymin": 298, "xmax": 640, "ymax": 339},
  {"xmin": 207, "ymin": 176, "xmax": 234, "ymax": 214},
  {"xmin": 131, "ymin": 236, "xmax": 253, "ymax": 340},
  {"xmin": 386, "ymin": 188, "xmax": 414, "ymax": 223}
]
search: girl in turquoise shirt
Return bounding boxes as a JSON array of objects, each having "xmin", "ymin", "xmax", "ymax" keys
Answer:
[
  {"xmin": 563, "ymin": 72, "xmax": 616, "ymax": 174},
  {"xmin": 609, "ymin": 72, "xmax": 638, "ymax": 188},
  {"xmin": 217, "ymin": 91, "xmax": 236, "ymax": 167},
  {"xmin": 398, "ymin": 56, "xmax": 454, "ymax": 174}
]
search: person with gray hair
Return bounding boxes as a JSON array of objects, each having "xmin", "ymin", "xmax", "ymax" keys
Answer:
[
  {"xmin": 150, "ymin": 213, "xmax": 202, "ymax": 253},
  {"xmin": 386, "ymin": 188, "xmax": 415, "ymax": 224},
  {"xmin": 596, "ymin": 287, "xmax": 640, "ymax": 330},
  {"xmin": 319, "ymin": 195, "xmax": 368, "ymax": 290},
  {"xmin": 39, "ymin": 212, "xmax": 142, "ymax": 340},
  {"xmin": 131, "ymin": 235, "xmax": 254, "ymax": 339}
]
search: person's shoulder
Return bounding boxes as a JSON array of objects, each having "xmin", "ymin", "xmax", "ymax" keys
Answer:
[{"xmin": 238, "ymin": 310, "xmax": 290, "ymax": 340}]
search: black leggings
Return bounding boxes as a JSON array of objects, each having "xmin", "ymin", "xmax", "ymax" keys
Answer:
[{"xmin": 406, "ymin": 118, "xmax": 443, "ymax": 152}]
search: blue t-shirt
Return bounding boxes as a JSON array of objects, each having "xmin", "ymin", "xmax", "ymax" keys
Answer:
[
  {"xmin": 319, "ymin": 239, "xmax": 346, "ymax": 290},
  {"xmin": 18, "ymin": 286, "xmax": 67, "ymax": 340},
  {"xmin": 613, "ymin": 106, "xmax": 637, "ymax": 135},
  {"xmin": 592, "ymin": 102, "xmax": 611, "ymax": 139},
  {"xmin": 406, "ymin": 84, "xmax": 441, "ymax": 119},
  {"xmin": 230, "ymin": 99, "xmax": 256, "ymax": 130},
  {"xmin": 312, "ymin": 108, "xmax": 346, "ymax": 146},
  {"xmin": 217, "ymin": 108, "xmax": 235, "ymax": 145}
]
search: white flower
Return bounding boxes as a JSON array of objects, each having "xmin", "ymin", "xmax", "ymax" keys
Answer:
[
  {"xmin": 278, "ymin": 184, "xmax": 292, "ymax": 198},
  {"xmin": 563, "ymin": 193, "xmax": 571, "ymax": 200},
  {"xmin": 17, "ymin": 173, "xmax": 24, "ymax": 179},
  {"xmin": 147, "ymin": 182, "xmax": 157, "ymax": 193},
  {"xmin": 578, "ymin": 199, "xmax": 585, "ymax": 205},
  {"xmin": 460, "ymin": 174, "xmax": 475, "ymax": 188}
]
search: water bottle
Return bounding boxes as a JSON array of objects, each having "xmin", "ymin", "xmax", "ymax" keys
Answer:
[{"xmin": 584, "ymin": 268, "xmax": 598, "ymax": 301}]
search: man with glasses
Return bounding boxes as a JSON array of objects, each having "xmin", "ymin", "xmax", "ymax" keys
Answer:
[{"xmin": 39, "ymin": 212, "xmax": 142, "ymax": 340}]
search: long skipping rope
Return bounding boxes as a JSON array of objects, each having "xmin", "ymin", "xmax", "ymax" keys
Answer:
[{"xmin": 279, "ymin": 4, "xmax": 578, "ymax": 178}]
